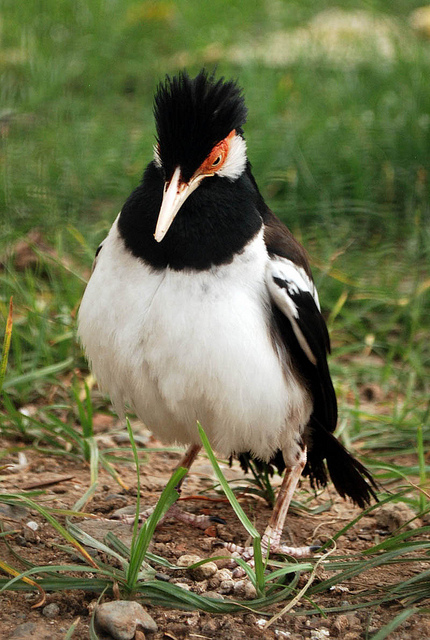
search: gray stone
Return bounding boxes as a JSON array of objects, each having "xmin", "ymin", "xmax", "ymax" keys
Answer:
[
  {"xmin": 233, "ymin": 579, "xmax": 247, "ymax": 597},
  {"xmin": 205, "ymin": 591, "xmax": 225, "ymax": 601},
  {"xmin": 8, "ymin": 623, "xmax": 38, "ymax": 638},
  {"xmin": 111, "ymin": 505, "xmax": 138, "ymax": 518},
  {"xmin": 95, "ymin": 600, "xmax": 158, "ymax": 639},
  {"xmin": 0, "ymin": 503, "xmax": 28, "ymax": 523},
  {"xmin": 191, "ymin": 561, "xmax": 218, "ymax": 581},
  {"xmin": 113, "ymin": 433, "xmax": 150, "ymax": 447},
  {"xmin": 105, "ymin": 493, "xmax": 128, "ymax": 503},
  {"xmin": 173, "ymin": 582, "xmax": 191, "ymax": 590},
  {"xmin": 232, "ymin": 579, "xmax": 257, "ymax": 599},
  {"xmin": 217, "ymin": 568, "xmax": 233, "ymax": 581},
  {"xmin": 176, "ymin": 553, "xmax": 202, "ymax": 567},
  {"xmin": 244, "ymin": 581, "xmax": 257, "ymax": 599},
  {"xmin": 177, "ymin": 553, "xmax": 218, "ymax": 579},
  {"xmin": 218, "ymin": 578, "xmax": 235, "ymax": 594},
  {"xmin": 42, "ymin": 602, "xmax": 60, "ymax": 618},
  {"xmin": 376, "ymin": 502, "xmax": 420, "ymax": 532}
]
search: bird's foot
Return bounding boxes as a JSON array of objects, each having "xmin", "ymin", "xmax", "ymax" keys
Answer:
[
  {"xmin": 225, "ymin": 532, "xmax": 319, "ymax": 577},
  {"xmin": 113, "ymin": 502, "xmax": 225, "ymax": 531},
  {"xmin": 166, "ymin": 504, "xmax": 226, "ymax": 530}
]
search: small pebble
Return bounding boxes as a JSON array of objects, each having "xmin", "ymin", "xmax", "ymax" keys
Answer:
[
  {"xmin": 233, "ymin": 579, "xmax": 247, "ymax": 597},
  {"xmin": 114, "ymin": 433, "xmax": 150, "ymax": 447},
  {"xmin": 376, "ymin": 502, "xmax": 420, "ymax": 532},
  {"xmin": 233, "ymin": 577, "xmax": 258, "ymax": 599},
  {"xmin": 174, "ymin": 582, "xmax": 191, "ymax": 591},
  {"xmin": 205, "ymin": 591, "xmax": 224, "ymax": 601},
  {"xmin": 111, "ymin": 505, "xmax": 138, "ymax": 518},
  {"xmin": 310, "ymin": 630, "xmax": 329, "ymax": 640},
  {"xmin": 218, "ymin": 578, "xmax": 235, "ymax": 594},
  {"xmin": 191, "ymin": 561, "xmax": 218, "ymax": 581},
  {"xmin": 217, "ymin": 568, "xmax": 233, "ymax": 581},
  {"xmin": 176, "ymin": 554, "xmax": 217, "ymax": 580},
  {"xmin": 105, "ymin": 493, "xmax": 128, "ymax": 503},
  {"xmin": 208, "ymin": 575, "xmax": 221, "ymax": 589},
  {"xmin": 176, "ymin": 554, "xmax": 202, "ymax": 567},
  {"xmin": 23, "ymin": 526, "xmax": 38, "ymax": 542},
  {"xmin": 155, "ymin": 572, "xmax": 171, "ymax": 582},
  {"xmin": 244, "ymin": 581, "xmax": 257, "ymax": 599},
  {"xmin": 42, "ymin": 603, "xmax": 60, "ymax": 619}
]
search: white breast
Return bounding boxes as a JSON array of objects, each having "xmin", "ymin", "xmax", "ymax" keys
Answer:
[{"xmin": 78, "ymin": 219, "xmax": 312, "ymax": 464}]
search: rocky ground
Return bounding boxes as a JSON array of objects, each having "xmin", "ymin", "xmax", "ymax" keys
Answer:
[{"xmin": 1, "ymin": 418, "xmax": 429, "ymax": 639}]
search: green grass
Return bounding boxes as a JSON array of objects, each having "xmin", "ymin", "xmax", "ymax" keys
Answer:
[{"xmin": 1, "ymin": 1, "xmax": 430, "ymax": 637}]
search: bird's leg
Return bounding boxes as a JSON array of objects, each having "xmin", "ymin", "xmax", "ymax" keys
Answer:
[
  {"xmin": 116, "ymin": 443, "xmax": 224, "ymax": 529},
  {"xmin": 226, "ymin": 446, "xmax": 316, "ymax": 573},
  {"xmin": 166, "ymin": 443, "xmax": 226, "ymax": 529},
  {"xmin": 175, "ymin": 443, "xmax": 202, "ymax": 486},
  {"xmin": 122, "ymin": 443, "xmax": 201, "ymax": 523}
]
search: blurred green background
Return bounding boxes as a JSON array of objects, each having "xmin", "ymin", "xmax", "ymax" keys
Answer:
[
  {"xmin": 1, "ymin": 1, "xmax": 429, "ymax": 430},
  {"xmin": 2, "ymin": 0, "xmax": 430, "ymax": 241}
]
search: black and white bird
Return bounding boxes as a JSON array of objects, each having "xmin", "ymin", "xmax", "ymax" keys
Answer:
[{"xmin": 78, "ymin": 70, "xmax": 376, "ymax": 562}]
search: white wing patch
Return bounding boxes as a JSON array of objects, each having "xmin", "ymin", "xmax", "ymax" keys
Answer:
[{"xmin": 266, "ymin": 257, "xmax": 320, "ymax": 365}]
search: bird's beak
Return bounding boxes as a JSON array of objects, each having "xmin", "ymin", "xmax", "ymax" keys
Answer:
[{"xmin": 154, "ymin": 166, "xmax": 202, "ymax": 242}]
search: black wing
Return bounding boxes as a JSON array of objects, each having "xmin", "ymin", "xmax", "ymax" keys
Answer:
[{"xmin": 264, "ymin": 211, "xmax": 377, "ymax": 507}]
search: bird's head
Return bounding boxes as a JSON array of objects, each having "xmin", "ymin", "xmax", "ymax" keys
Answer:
[{"xmin": 152, "ymin": 70, "xmax": 248, "ymax": 242}]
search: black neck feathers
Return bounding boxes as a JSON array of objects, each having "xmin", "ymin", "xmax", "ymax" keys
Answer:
[{"xmin": 118, "ymin": 162, "xmax": 262, "ymax": 271}]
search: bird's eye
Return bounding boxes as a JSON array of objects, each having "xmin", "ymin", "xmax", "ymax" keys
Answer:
[{"xmin": 211, "ymin": 155, "xmax": 222, "ymax": 167}]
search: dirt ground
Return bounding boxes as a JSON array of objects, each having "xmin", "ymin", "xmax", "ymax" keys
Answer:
[{"xmin": 1, "ymin": 417, "xmax": 429, "ymax": 640}]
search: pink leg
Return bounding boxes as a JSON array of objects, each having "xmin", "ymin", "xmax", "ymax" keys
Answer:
[
  {"xmin": 117, "ymin": 444, "xmax": 223, "ymax": 529},
  {"xmin": 226, "ymin": 447, "xmax": 316, "ymax": 573}
]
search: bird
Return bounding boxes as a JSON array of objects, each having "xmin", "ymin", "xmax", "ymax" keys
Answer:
[{"xmin": 78, "ymin": 69, "xmax": 377, "ymax": 564}]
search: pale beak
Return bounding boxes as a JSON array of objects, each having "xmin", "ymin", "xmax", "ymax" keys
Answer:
[{"xmin": 154, "ymin": 166, "xmax": 203, "ymax": 242}]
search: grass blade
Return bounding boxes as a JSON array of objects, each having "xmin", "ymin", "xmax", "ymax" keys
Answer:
[
  {"xmin": 0, "ymin": 296, "xmax": 13, "ymax": 394},
  {"xmin": 370, "ymin": 608, "xmax": 419, "ymax": 639},
  {"xmin": 125, "ymin": 466, "xmax": 187, "ymax": 591},
  {"xmin": 2, "ymin": 358, "xmax": 74, "ymax": 390},
  {"xmin": 126, "ymin": 417, "xmax": 142, "ymax": 558},
  {"xmin": 197, "ymin": 422, "xmax": 265, "ymax": 594},
  {"xmin": 64, "ymin": 617, "xmax": 81, "ymax": 640}
]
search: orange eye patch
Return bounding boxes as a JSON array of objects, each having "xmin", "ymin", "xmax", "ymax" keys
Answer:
[{"xmin": 199, "ymin": 130, "xmax": 235, "ymax": 175}]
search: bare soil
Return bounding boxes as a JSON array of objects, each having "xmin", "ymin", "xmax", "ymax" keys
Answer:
[{"xmin": 1, "ymin": 417, "xmax": 429, "ymax": 640}]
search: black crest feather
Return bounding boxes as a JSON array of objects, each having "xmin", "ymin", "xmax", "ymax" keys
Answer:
[{"xmin": 154, "ymin": 69, "xmax": 247, "ymax": 182}]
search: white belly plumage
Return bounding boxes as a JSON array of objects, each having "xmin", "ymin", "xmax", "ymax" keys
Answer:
[{"xmin": 78, "ymin": 219, "xmax": 312, "ymax": 464}]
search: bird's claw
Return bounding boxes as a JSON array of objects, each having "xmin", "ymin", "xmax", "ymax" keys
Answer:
[
  {"xmin": 111, "ymin": 503, "xmax": 225, "ymax": 531},
  {"xmin": 225, "ymin": 538, "xmax": 319, "ymax": 577}
]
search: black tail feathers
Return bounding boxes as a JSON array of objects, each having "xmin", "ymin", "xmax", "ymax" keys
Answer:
[
  {"xmin": 304, "ymin": 427, "xmax": 378, "ymax": 509},
  {"xmin": 234, "ymin": 424, "xmax": 378, "ymax": 510}
]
